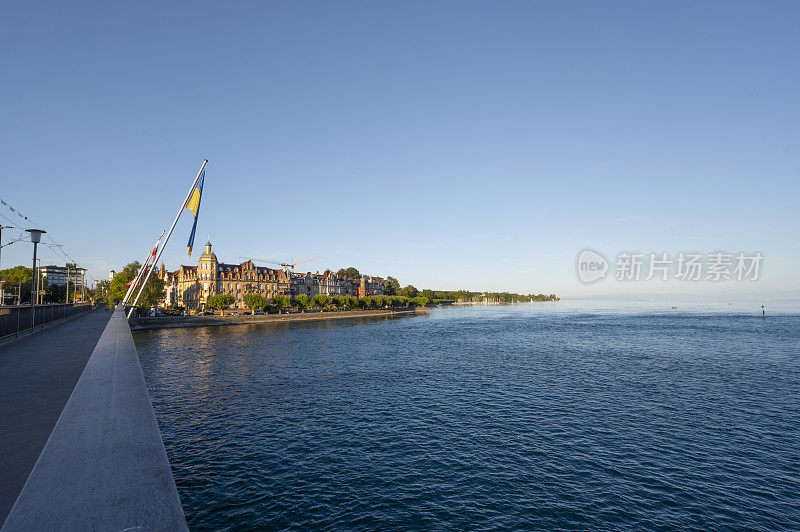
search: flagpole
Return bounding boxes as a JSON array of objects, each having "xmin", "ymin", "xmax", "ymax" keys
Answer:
[
  {"xmin": 128, "ymin": 159, "xmax": 207, "ymax": 317},
  {"xmin": 122, "ymin": 256, "xmax": 150, "ymax": 306},
  {"xmin": 122, "ymin": 245, "xmax": 156, "ymax": 305},
  {"xmin": 122, "ymin": 229, "xmax": 165, "ymax": 305}
]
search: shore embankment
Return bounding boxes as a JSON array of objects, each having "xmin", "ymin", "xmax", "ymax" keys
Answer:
[{"xmin": 129, "ymin": 307, "xmax": 430, "ymax": 331}]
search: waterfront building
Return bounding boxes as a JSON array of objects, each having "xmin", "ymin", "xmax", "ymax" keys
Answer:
[
  {"xmin": 158, "ymin": 241, "xmax": 386, "ymax": 310},
  {"xmin": 290, "ymin": 271, "xmax": 385, "ymax": 298},
  {"xmin": 159, "ymin": 241, "xmax": 290, "ymax": 311},
  {"xmin": 354, "ymin": 275, "xmax": 385, "ymax": 298},
  {"xmin": 292, "ymin": 270, "xmax": 346, "ymax": 298}
]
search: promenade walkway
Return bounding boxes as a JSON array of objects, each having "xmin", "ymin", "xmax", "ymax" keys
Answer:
[{"xmin": 0, "ymin": 307, "xmax": 112, "ymax": 524}]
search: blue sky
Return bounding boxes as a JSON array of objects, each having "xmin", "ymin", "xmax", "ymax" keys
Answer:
[{"xmin": 1, "ymin": 1, "xmax": 798, "ymax": 297}]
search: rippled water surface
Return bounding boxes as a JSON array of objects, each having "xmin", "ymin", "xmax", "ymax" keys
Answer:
[{"xmin": 135, "ymin": 304, "xmax": 800, "ymax": 530}]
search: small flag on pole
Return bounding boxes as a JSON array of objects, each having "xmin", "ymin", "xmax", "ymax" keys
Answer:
[
  {"xmin": 185, "ymin": 170, "xmax": 205, "ymax": 256},
  {"xmin": 152, "ymin": 229, "xmax": 165, "ymax": 261}
]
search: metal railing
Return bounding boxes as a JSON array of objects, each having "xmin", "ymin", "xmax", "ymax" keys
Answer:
[{"xmin": 0, "ymin": 303, "xmax": 93, "ymax": 341}]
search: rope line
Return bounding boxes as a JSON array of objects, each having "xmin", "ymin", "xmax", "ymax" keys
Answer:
[{"xmin": 0, "ymin": 196, "xmax": 99, "ymax": 284}]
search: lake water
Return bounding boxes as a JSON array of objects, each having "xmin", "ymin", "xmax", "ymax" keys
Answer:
[{"xmin": 134, "ymin": 302, "xmax": 800, "ymax": 530}]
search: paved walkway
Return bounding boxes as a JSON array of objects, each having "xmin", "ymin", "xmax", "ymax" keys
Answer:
[{"xmin": 0, "ymin": 308, "xmax": 112, "ymax": 525}]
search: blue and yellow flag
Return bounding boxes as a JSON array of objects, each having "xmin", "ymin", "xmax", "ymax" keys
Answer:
[{"xmin": 185, "ymin": 171, "xmax": 205, "ymax": 256}]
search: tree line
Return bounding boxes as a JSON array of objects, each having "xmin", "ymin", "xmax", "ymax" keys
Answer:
[
  {"xmin": 420, "ymin": 289, "xmax": 558, "ymax": 303},
  {"xmin": 335, "ymin": 266, "xmax": 558, "ymax": 303},
  {"xmin": 206, "ymin": 292, "xmax": 430, "ymax": 314},
  {"xmin": 101, "ymin": 261, "xmax": 165, "ymax": 309}
]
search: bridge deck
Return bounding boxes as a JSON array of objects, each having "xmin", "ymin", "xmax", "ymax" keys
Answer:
[
  {"xmin": 1, "ymin": 306, "xmax": 186, "ymax": 531},
  {"xmin": 0, "ymin": 307, "xmax": 112, "ymax": 524}
]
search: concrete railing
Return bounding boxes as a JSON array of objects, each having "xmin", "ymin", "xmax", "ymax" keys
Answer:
[{"xmin": 1, "ymin": 306, "xmax": 187, "ymax": 531}]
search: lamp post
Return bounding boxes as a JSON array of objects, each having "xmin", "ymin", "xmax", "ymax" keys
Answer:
[
  {"xmin": 35, "ymin": 258, "xmax": 41, "ymax": 305},
  {"xmin": 26, "ymin": 229, "xmax": 46, "ymax": 329}
]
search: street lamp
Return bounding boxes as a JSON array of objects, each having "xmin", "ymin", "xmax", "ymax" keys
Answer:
[
  {"xmin": 35, "ymin": 258, "xmax": 41, "ymax": 305},
  {"xmin": 26, "ymin": 229, "xmax": 46, "ymax": 329}
]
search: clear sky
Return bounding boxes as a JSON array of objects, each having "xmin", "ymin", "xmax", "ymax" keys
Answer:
[{"xmin": 1, "ymin": 1, "xmax": 798, "ymax": 298}]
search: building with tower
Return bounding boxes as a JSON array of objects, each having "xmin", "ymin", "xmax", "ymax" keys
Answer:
[{"xmin": 159, "ymin": 241, "xmax": 291, "ymax": 311}]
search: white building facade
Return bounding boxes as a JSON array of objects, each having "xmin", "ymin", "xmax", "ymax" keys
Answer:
[{"xmin": 39, "ymin": 264, "xmax": 86, "ymax": 288}]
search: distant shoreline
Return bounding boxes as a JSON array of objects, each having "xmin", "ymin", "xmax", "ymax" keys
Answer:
[
  {"xmin": 129, "ymin": 307, "xmax": 430, "ymax": 331},
  {"xmin": 451, "ymin": 300, "xmax": 559, "ymax": 305}
]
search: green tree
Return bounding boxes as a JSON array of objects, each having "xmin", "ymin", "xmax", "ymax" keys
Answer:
[
  {"xmin": 107, "ymin": 262, "xmax": 165, "ymax": 310},
  {"xmin": 335, "ymin": 267, "xmax": 361, "ymax": 280},
  {"xmin": 136, "ymin": 276, "xmax": 165, "ymax": 310},
  {"xmin": 107, "ymin": 262, "xmax": 164, "ymax": 310},
  {"xmin": 313, "ymin": 294, "xmax": 331, "ymax": 309},
  {"xmin": 295, "ymin": 294, "xmax": 309, "ymax": 312},
  {"xmin": 0, "ymin": 265, "xmax": 32, "ymax": 285},
  {"xmin": 384, "ymin": 276, "xmax": 400, "ymax": 296},
  {"xmin": 90, "ymin": 280, "xmax": 110, "ymax": 305},
  {"xmin": 207, "ymin": 294, "xmax": 235, "ymax": 314},
  {"xmin": 401, "ymin": 285, "xmax": 419, "ymax": 298},
  {"xmin": 392, "ymin": 295, "xmax": 410, "ymax": 307},
  {"xmin": 107, "ymin": 262, "xmax": 140, "ymax": 306},
  {"xmin": 271, "ymin": 294, "xmax": 290, "ymax": 311},
  {"xmin": 243, "ymin": 293, "xmax": 266, "ymax": 311},
  {"xmin": 58, "ymin": 280, "xmax": 81, "ymax": 303},
  {"xmin": 331, "ymin": 295, "xmax": 346, "ymax": 309},
  {"xmin": 409, "ymin": 296, "xmax": 429, "ymax": 307},
  {"xmin": 0, "ymin": 266, "xmax": 32, "ymax": 303}
]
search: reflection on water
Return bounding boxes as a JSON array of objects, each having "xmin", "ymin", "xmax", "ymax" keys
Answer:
[{"xmin": 135, "ymin": 305, "xmax": 800, "ymax": 530}]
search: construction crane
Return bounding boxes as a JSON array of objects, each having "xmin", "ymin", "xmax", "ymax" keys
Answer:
[{"xmin": 239, "ymin": 255, "xmax": 322, "ymax": 273}]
